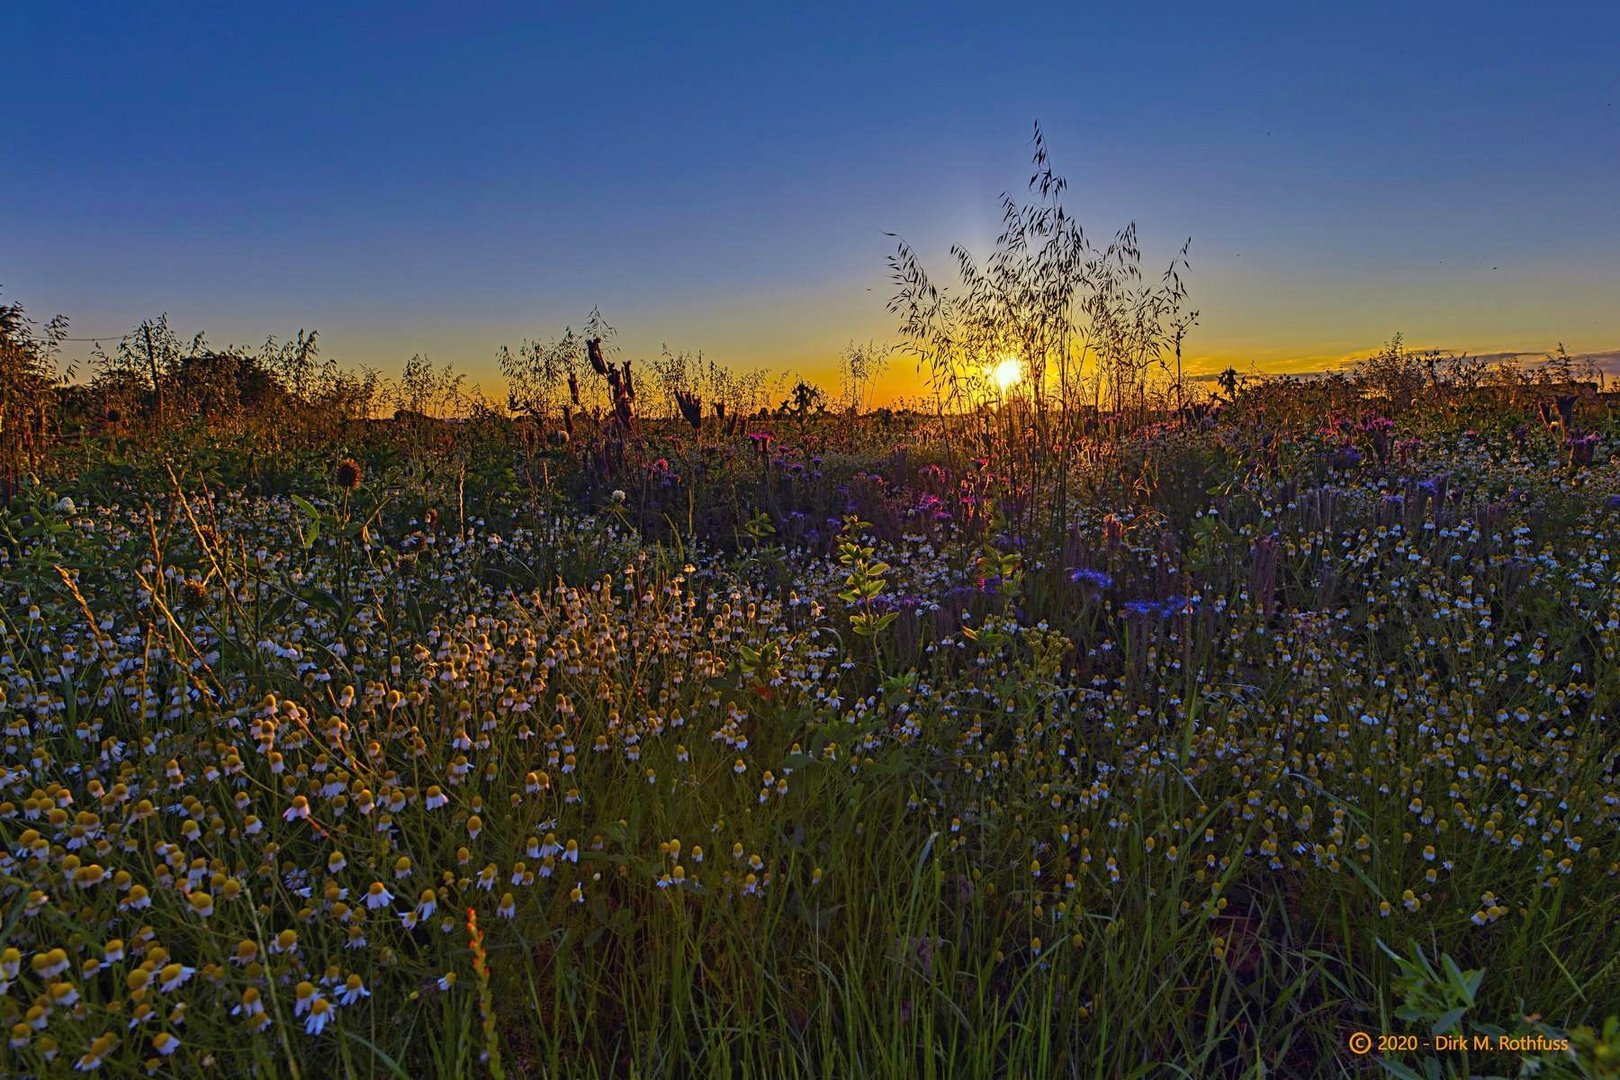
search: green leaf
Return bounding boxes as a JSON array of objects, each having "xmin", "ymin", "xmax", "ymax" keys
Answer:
[
  {"xmin": 341, "ymin": 1030, "xmax": 415, "ymax": 1080},
  {"xmin": 1432, "ymin": 1006, "xmax": 1468, "ymax": 1035}
]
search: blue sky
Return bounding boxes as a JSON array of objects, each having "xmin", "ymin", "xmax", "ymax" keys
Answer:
[{"xmin": 5, "ymin": 2, "xmax": 1617, "ymax": 398}]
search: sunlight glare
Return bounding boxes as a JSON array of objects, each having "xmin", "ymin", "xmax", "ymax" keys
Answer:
[{"xmin": 992, "ymin": 357, "xmax": 1023, "ymax": 393}]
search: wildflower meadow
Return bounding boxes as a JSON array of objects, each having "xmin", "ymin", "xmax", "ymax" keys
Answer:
[{"xmin": 2, "ymin": 136, "xmax": 1618, "ymax": 1079}]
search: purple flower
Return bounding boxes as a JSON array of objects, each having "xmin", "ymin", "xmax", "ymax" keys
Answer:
[
  {"xmin": 1328, "ymin": 447, "xmax": 1364, "ymax": 470},
  {"xmin": 1068, "ymin": 568, "xmax": 1114, "ymax": 590}
]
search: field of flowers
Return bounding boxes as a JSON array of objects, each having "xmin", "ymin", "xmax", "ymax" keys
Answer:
[{"xmin": 1, "ymin": 395, "xmax": 1618, "ymax": 1078}]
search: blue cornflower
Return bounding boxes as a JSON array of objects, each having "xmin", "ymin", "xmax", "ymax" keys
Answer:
[{"xmin": 1068, "ymin": 568, "xmax": 1114, "ymax": 590}]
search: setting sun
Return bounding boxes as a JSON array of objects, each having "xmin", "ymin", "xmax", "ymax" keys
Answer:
[{"xmin": 992, "ymin": 356, "xmax": 1024, "ymax": 392}]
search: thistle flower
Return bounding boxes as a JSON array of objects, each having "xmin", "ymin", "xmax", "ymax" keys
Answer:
[{"xmin": 333, "ymin": 458, "xmax": 363, "ymax": 491}]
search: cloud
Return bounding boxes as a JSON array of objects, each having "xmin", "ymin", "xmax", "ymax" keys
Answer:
[{"xmin": 1572, "ymin": 350, "xmax": 1620, "ymax": 375}]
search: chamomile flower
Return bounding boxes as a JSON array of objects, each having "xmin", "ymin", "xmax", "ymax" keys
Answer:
[
  {"xmin": 337, "ymin": 973, "xmax": 370, "ymax": 1005},
  {"xmin": 232, "ymin": 988, "xmax": 265, "ymax": 1019},
  {"xmin": 304, "ymin": 996, "xmax": 335, "ymax": 1035},
  {"xmin": 75, "ymin": 1031, "xmax": 119, "ymax": 1071},
  {"xmin": 157, "ymin": 963, "xmax": 195, "ymax": 992}
]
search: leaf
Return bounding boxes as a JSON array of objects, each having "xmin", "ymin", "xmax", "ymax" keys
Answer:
[
  {"xmin": 1432, "ymin": 1006, "xmax": 1468, "ymax": 1035},
  {"xmin": 341, "ymin": 1031, "xmax": 414, "ymax": 1080},
  {"xmin": 294, "ymin": 587, "xmax": 341, "ymax": 620},
  {"xmin": 587, "ymin": 893, "xmax": 612, "ymax": 926}
]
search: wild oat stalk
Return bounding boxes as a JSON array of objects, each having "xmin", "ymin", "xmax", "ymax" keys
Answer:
[{"xmin": 885, "ymin": 122, "xmax": 1196, "ymax": 547}]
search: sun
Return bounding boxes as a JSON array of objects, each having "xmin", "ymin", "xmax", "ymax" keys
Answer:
[{"xmin": 991, "ymin": 356, "xmax": 1024, "ymax": 393}]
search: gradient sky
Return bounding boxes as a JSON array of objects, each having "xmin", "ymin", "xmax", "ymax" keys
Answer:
[{"xmin": 6, "ymin": 2, "xmax": 1618, "ymax": 402}]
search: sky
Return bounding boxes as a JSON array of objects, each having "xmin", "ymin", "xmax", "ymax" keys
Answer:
[{"xmin": 5, "ymin": 2, "xmax": 1618, "ymax": 403}]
